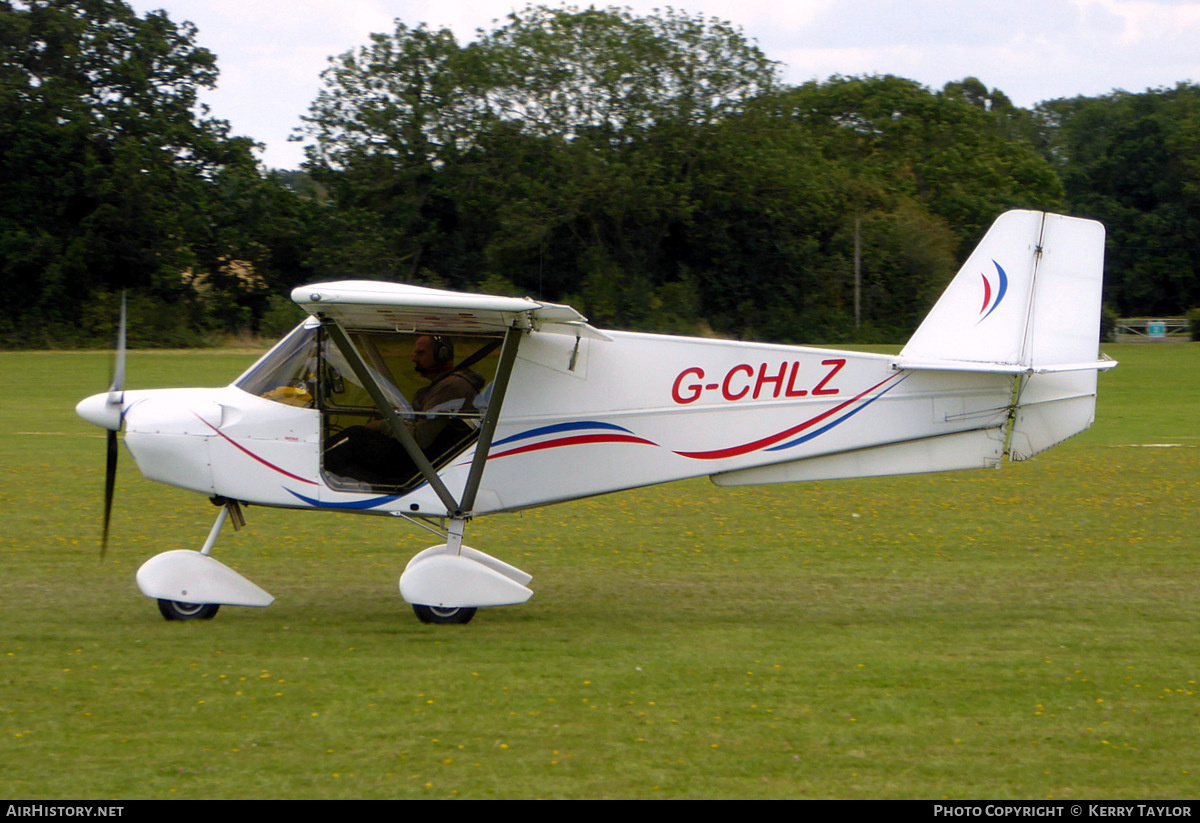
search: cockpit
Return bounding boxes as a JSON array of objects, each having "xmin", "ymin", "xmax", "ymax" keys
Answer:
[{"xmin": 236, "ymin": 320, "xmax": 504, "ymax": 492}]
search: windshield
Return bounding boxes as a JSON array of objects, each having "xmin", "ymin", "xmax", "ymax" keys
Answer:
[{"xmin": 235, "ymin": 321, "xmax": 319, "ymax": 407}]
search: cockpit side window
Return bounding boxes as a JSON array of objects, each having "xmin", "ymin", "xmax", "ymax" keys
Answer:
[
  {"xmin": 320, "ymin": 330, "xmax": 502, "ymax": 492},
  {"xmin": 319, "ymin": 332, "xmax": 412, "ymax": 414}
]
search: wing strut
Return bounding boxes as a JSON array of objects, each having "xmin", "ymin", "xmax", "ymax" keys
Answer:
[
  {"xmin": 320, "ymin": 319, "xmax": 462, "ymax": 515},
  {"xmin": 459, "ymin": 324, "xmax": 522, "ymax": 514}
]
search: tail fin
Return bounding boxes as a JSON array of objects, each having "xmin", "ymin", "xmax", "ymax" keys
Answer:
[
  {"xmin": 898, "ymin": 210, "xmax": 1113, "ymax": 460},
  {"xmin": 900, "ymin": 210, "xmax": 1105, "ymax": 367}
]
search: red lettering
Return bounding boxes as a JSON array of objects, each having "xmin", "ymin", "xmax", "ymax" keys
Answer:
[
  {"xmin": 677, "ymin": 359, "xmax": 844, "ymax": 404},
  {"xmin": 722, "ymin": 364, "xmax": 753, "ymax": 401},
  {"xmin": 812, "ymin": 358, "xmax": 845, "ymax": 396},
  {"xmin": 672, "ymin": 367, "xmax": 705, "ymax": 404},
  {"xmin": 754, "ymin": 361, "xmax": 788, "ymax": 400},
  {"xmin": 784, "ymin": 361, "xmax": 807, "ymax": 397}
]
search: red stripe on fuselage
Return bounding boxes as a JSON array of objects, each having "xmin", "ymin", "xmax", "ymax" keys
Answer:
[
  {"xmin": 672, "ymin": 372, "xmax": 902, "ymax": 460},
  {"xmin": 194, "ymin": 414, "xmax": 318, "ymax": 486}
]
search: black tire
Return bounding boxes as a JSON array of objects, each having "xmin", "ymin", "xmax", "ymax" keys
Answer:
[
  {"xmin": 412, "ymin": 604, "xmax": 476, "ymax": 625},
  {"xmin": 157, "ymin": 599, "xmax": 220, "ymax": 621}
]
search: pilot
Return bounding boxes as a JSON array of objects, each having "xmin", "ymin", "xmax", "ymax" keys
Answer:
[
  {"xmin": 405, "ymin": 335, "xmax": 486, "ymax": 453},
  {"xmin": 325, "ymin": 335, "xmax": 484, "ymax": 485}
]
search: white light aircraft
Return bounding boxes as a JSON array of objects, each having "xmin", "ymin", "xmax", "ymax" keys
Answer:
[{"xmin": 77, "ymin": 210, "xmax": 1114, "ymax": 624}]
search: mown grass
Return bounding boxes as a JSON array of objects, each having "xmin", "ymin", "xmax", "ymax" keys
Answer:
[{"xmin": 1, "ymin": 343, "xmax": 1198, "ymax": 798}]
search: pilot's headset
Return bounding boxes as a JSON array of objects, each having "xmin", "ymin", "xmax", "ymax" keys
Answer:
[{"xmin": 431, "ymin": 335, "xmax": 454, "ymax": 367}]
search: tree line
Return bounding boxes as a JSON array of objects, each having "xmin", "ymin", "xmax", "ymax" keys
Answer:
[{"xmin": 2, "ymin": 0, "xmax": 1197, "ymax": 347}]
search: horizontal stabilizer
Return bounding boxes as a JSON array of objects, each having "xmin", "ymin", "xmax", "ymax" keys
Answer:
[{"xmin": 891, "ymin": 357, "xmax": 1117, "ymax": 375}]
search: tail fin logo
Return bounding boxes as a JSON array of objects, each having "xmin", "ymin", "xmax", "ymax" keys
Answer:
[{"xmin": 978, "ymin": 260, "xmax": 1008, "ymax": 322}]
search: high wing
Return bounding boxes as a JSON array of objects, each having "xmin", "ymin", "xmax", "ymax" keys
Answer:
[{"xmin": 292, "ymin": 280, "xmax": 610, "ymax": 339}]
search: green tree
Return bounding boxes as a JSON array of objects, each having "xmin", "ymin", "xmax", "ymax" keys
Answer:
[
  {"xmin": 299, "ymin": 5, "xmax": 779, "ymax": 297},
  {"xmin": 300, "ymin": 21, "xmax": 491, "ymax": 284},
  {"xmin": 767, "ymin": 75, "xmax": 1064, "ymax": 254},
  {"xmin": 670, "ymin": 76, "xmax": 1057, "ymax": 341},
  {"xmin": 0, "ymin": 0, "xmax": 276, "ymax": 342},
  {"xmin": 1035, "ymin": 84, "xmax": 1200, "ymax": 315},
  {"xmin": 477, "ymin": 5, "xmax": 778, "ymax": 138},
  {"xmin": 300, "ymin": 10, "xmax": 1062, "ymax": 343},
  {"xmin": 303, "ymin": 5, "xmax": 778, "ymax": 161}
]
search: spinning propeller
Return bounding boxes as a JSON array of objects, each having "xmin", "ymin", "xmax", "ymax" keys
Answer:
[{"xmin": 101, "ymin": 294, "xmax": 126, "ymax": 557}]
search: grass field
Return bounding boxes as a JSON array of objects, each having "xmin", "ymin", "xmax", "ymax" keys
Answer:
[{"xmin": 1, "ymin": 343, "xmax": 1198, "ymax": 799}]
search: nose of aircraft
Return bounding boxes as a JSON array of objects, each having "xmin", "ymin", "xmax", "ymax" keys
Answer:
[{"xmin": 76, "ymin": 391, "xmax": 123, "ymax": 431}]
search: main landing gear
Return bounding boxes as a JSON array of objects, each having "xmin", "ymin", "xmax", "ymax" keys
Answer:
[
  {"xmin": 137, "ymin": 507, "xmax": 533, "ymax": 625},
  {"xmin": 399, "ymin": 518, "xmax": 533, "ymax": 624}
]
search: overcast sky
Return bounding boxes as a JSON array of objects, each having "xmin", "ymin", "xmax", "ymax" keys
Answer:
[{"xmin": 126, "ymin": 0, "xmax": 1200, "ymax": 170}]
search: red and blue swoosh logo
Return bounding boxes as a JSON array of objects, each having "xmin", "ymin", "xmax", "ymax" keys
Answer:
[
  {"xmin": 979, "ymin": 260, "xmax": 1008, "ymax": 322},
  {"xmin": 487, "ymin": 371, "xmax": 908, "ymax": 463}
]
